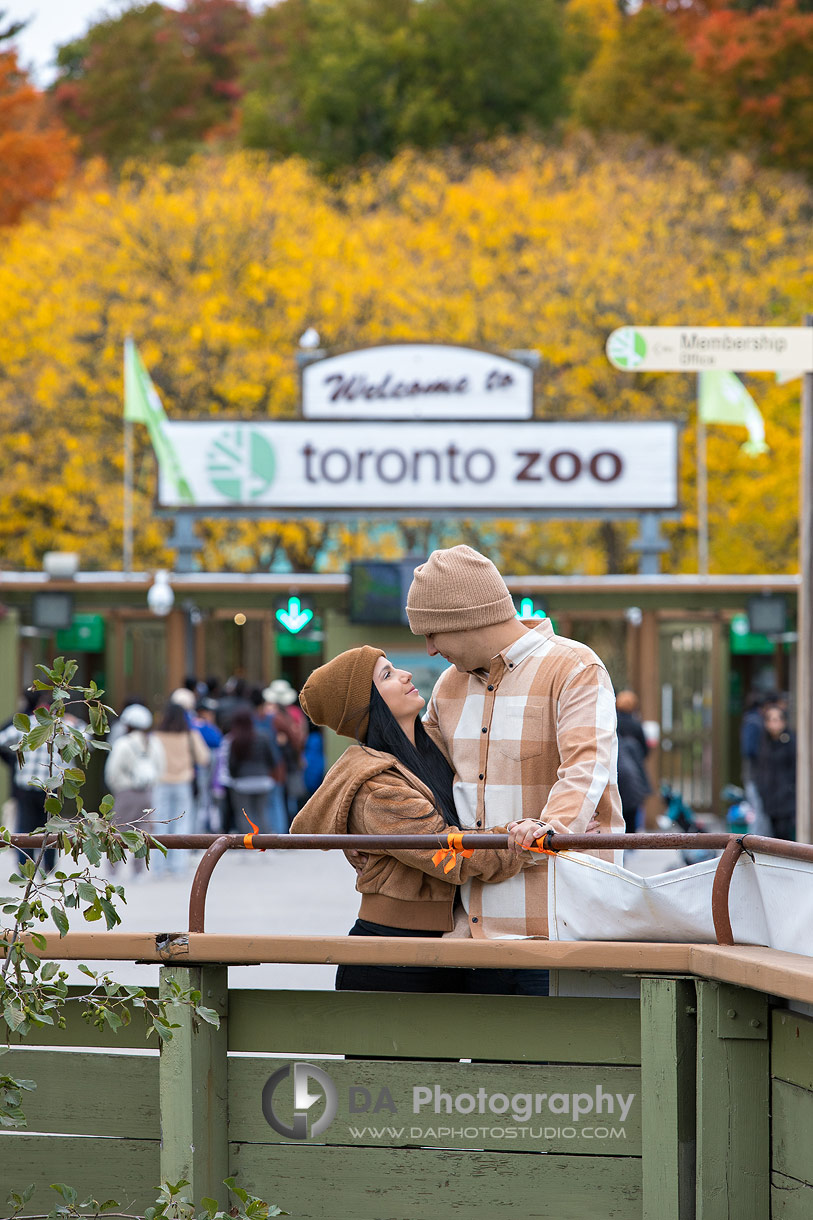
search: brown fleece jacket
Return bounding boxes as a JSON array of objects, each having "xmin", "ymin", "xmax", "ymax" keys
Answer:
[{"xmin": 290, "ymin": 744, "xmax": 531, "ymax": 931}]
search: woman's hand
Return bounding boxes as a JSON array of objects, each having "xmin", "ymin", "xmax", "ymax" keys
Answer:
[{"xmin": 506, "ymin": 819, "xmax": 551, "ymax": 854}]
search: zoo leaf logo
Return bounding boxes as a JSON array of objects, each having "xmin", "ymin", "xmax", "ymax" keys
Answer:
[
  {"xmin": 205, "ymin": 427, "xmax": 276, "ymax": 501},
  {"xmin": 607, "ymin": 328, "xmax": 647, "ymax": 370}
]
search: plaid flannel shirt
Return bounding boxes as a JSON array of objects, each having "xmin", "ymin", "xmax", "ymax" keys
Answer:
[{"xmin": 423, "ymin": 618, "xmax": 623, "ymax": 939}]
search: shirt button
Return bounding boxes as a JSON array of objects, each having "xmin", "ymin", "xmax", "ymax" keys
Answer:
[
  {"xmin": 487, "ymin": 685, "xmax": 494, "ymax": 691},
  {"xmin": 476, "ymin": 820, "xmax": 482, "ymax": 827},
  {"xmin": 478, "ymin": 773, "xmax": 484, "ymax": 780},
  {"xmin": 471, "ymin": 916, "xmax": 479, "ymax": 923},
  {"xmin": 482, "ymin": 726, "xmax": 487, "ymax": 733},
  {"xmin": 508, "ymin": 662, "xmax": 514, "ymax": 669}
]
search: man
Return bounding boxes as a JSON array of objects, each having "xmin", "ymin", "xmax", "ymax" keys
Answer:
[{"xmin": 406, "ymin": 544, "xmax": 624, "ymax": 993}]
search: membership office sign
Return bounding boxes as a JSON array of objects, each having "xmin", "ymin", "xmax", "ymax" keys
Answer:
[{"xmin": 157, "ymin": 420, "xmax": 679, "ymax": 512}]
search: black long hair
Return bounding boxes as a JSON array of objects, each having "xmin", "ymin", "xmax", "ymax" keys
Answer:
[{"xmin": 363, "ymin": 684, "xmax": 460, "ymax": 828}]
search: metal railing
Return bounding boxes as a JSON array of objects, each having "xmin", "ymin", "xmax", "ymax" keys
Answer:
[{"xmin": 7, "ymin": 829, "xmax": 813, "ymax": 944}]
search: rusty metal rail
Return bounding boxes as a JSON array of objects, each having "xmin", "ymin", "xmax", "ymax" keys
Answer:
[{"xmin": 6, "ymin": 830, "xmax": 813, "ymax": 943}]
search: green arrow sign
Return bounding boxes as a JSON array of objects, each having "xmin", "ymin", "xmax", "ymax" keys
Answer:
[{"xmin": 276, "ymin": 597, "xmax": 314, "ymax": 635}]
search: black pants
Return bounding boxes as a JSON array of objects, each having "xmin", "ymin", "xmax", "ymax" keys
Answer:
[{"xmin": 336, "ymin": 920, "xmax": 549, "ymax": 996}]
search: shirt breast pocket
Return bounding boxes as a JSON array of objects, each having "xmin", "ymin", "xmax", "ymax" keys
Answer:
[{"xmin": 493, "ymin": 709, "xmax": 547, "ymax": 762}]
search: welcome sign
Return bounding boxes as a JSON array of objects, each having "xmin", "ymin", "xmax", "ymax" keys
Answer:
[
  {"xmin": 157, "ymin": 420, "xmax": 679, "ymax": 512},
  {"xmin": 301, "ymin": 344, "xmax": 534, "ymax": 419}
]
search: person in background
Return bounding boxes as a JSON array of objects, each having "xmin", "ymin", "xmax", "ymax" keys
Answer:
[
  {"xmin": 0, "ymin": 688, "xmax": 57, "ymax": 873},
  {"xmin": 152, "ymin": 701, "xmax": 210, "ymax": 873},
  {"xmin": 251, "ymin": 688, "xmax": 287, "ymax": 834},
  {"xmin": 302, "ymin": 717, "xmax": 325, "ymax": 800},
  {"xmin": 615, "ymin": 689, "xmax": 651, "ymax": 836},
  {"xmin": 220, "ymin": 706, "xmax": 282, "ymax": 833},
  {"xmin": 740, "ymin": 690, "xmax": 772, "ymax": 836},
  {"xmin": 191, "ymin": 698, "xmax": 224, "ymax": 832},
  {"xmin": 104, "ymin": 704, "xmax": 166, "ymax": 874},
  {"xmin": 754, "ymin": 703, "xmax": 796, "ymax": 841},
  {"xmin": 264, "ymin": 679, "xmax": 308, "ymax": 826}
]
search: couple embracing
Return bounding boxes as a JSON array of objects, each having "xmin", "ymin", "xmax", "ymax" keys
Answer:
[{"xmin": 291, "ymin": 545, "xmax": 623, "ymax": 996}]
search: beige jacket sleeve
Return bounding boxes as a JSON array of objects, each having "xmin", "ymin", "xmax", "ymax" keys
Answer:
[{"xmin": 353, "ymin": 778, "xmax": 530, "ymax": 885}]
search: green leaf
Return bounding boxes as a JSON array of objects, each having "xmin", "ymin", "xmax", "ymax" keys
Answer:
[
  {"xmin": 52, "ymin": 908, "xmax": 69, "ymax": 937},
  {"xmin": 12, "ymin": 714, "xmax": 30, "ymax": 733},
  {"xmin": 77, "ymin": 881, "xmax": 97, "ymax": 904},
  {"xmin": 29, "ymin": 932, "xmax": 47, "ymax": 952},
  {"xmin": 25, "ymin": 723, "xmax": 51, "ymax": 750},
  {"xmin": 3, "ymin": 1005, "xmax": 26, "ymax": 1031},
  {"xmin": 50, "ymin": 1183, "xmax": 77, "ymax": 1205},
  {"xmin": 41, "ymin": 962, "xmax": 59, "ymax": 982},
  {"xmin": 194, "ymin": 1006, "xmax": 220, "ymax": 1028}
]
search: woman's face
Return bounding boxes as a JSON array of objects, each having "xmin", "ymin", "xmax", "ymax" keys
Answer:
[
  {"xmin": 372, "ymin": 655, "xmax": 425, "ymax": 730},
  {"xmin": 764, "ymin": 706, "xmax": 786, "ymax": 738}
]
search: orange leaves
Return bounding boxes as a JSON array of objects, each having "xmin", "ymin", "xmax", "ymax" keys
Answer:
[{"xmin": 0, "ymin": 50, "xmax": 76, "ymax": 226}]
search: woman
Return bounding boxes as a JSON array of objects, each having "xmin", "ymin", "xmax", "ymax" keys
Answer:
[
  {"xmin": 755, "ymin": 703, "xmax": 796, "ymax": 841},
  {"xmin": 220, "ymin": 706, "xmax": 282, "ymax": 833},
  {"xmin": 104, "ymin": 703, "xmax": 166, "ymax": 873},
  {"xmin": 291, "ymin": 646, "xmax": 541, "ymax": 993},
  {"xmin": 152, "ymin": 700, "xmax": 210, "ymax": 873}
]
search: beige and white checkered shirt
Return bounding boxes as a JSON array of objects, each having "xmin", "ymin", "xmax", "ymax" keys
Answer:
[{"xmin": 423, "ymin": 618, "xmax": 624, "ymax": 939}]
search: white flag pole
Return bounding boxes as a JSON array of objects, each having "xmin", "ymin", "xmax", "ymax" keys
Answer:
[
  {"xmin": 697, "ymin": 374, "xmax": 709, "ymax": 575},
  {"xmin": 123, "ymin": 342, "xmax": 134, "ymax": 575}
]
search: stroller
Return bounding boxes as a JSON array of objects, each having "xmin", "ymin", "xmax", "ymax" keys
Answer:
[{"xmin": 657, "ymin": 781, "xmax": 718, "ymax": 866}]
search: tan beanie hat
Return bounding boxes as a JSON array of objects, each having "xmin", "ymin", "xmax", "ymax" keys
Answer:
[
  {"xmin": 299, "ymin": 646, "xmax": 385, "ymax": 740},
  {"xmin": 406, "ymin": 545, "xmax": 516, "ymax": 635}
]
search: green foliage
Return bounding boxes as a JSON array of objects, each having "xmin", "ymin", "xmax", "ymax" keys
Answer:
[
  {"xmin": 241, "ymin": 0, "xmax": 567, "ymax": 169},
  {"xmin": 2, "ymin": 1177, "xmax": 287, "ymax": 1219}
]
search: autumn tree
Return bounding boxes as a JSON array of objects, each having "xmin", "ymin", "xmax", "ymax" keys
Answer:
[
  {"xmin": 0, "ymin": 14, "xmax": 75, "ymax": 225},
  {"xmin": 0, "ymin": 139, "xmax": 808, "ymax": 575},
  {"xmin": 52, "ymin": 0, "xmax": 250, "ymax": 165},
  {"xmin": 572, "ymin": 6, "xmax": 726, "ymax": 151},
  {"xmin": 688, "ymin": 0, "xmax": 813, "ymax": 175}
]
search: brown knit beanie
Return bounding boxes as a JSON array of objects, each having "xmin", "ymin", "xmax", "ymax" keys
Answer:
[
  {"xmin": 406, "ymin": 545, "xmax": 516, "ymax": 635},
  {"xmin": 299, "ymin": 646, "xmax": 385, "ymax": 740}
]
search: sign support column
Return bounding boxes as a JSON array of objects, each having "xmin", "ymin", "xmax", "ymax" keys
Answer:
[{"xmin": 797, "ymin": 315, "xmax": 813, "ymax": 845}]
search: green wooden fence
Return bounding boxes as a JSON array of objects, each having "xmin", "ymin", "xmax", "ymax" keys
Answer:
[{"xmin": 1, "ymin": 966, "xmax": 812, "ymax": 1218}]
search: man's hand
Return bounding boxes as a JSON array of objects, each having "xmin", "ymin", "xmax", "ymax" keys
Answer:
[
  {"xmin": 585, "ymin": 815, "xmax": 601, "ymax": 833},
  {"xmin": 344, "ymin": 848, "xmax": 368, "ymax": 875}
]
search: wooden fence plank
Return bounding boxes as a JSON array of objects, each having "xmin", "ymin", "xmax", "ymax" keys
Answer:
[
  {"xmin": 640, "ymin": 978, "xmax": 696, "ymax": 1220},
  {"xmin": 0, "ymin": 1049, "xmax": 158, "ymax": 1137},
  {"xmin": 695, "ymin": 981, "xmax": 769, "ymax": 1220},
  {"xmin": 228, "ymin": 1057, "xmax": 641, "ymax": 1154},
  {"xmin": 772, "ymin": 1078, "xmax": 813, "ymax": 1189},
  {"xmin": 772, "ymin": 1009, "xmax": 813, "ymax": 1092},
  {"xmin": 159, "ymin": 965, "xmax": 230, "ymax": 1209},
  {"xmin": 228, "ymin": 991, "xmax": 641, "ymax": 1063},
  {"xmin": 0, "ymin": 1135, "xmax": 159, "ymax": 1212},
  {"xmin": 772, "ymin": 1172, "xmax": 813, "ymax": 1219},
  {"xmin": 228, "ymin": 1143, "xmax": 642, "ymax": 1220}
]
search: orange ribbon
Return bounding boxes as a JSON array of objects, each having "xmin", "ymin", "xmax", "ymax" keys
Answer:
[
  {"xmin": 432, "ymin": 831, "xmax": 475, "ymax": 874},
  {"xmin": 243, "ymin": 810, "xmax": 265, "ymax": 851},
  {"xmin": 523, "ymin": 829, "xmax": 557, "ymax": 856}
]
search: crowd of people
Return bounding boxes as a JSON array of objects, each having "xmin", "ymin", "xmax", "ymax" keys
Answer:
[{"xmin": 102, "ymin": 674, "xmax": 325, "ymax": 874}]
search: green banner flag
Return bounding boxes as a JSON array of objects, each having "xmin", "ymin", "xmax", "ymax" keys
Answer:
[
  {"xmin": 698, "ymin": 370, "xmax": 769, "ymax": 457},
  {"xmin": 124, "ymin": 337, "xmax": 194, "ymax": 503}
]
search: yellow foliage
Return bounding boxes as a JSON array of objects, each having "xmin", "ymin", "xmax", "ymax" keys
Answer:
[{"xmin": 0, "ymin": 137, "xmax": 809, "ymax": 574}]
